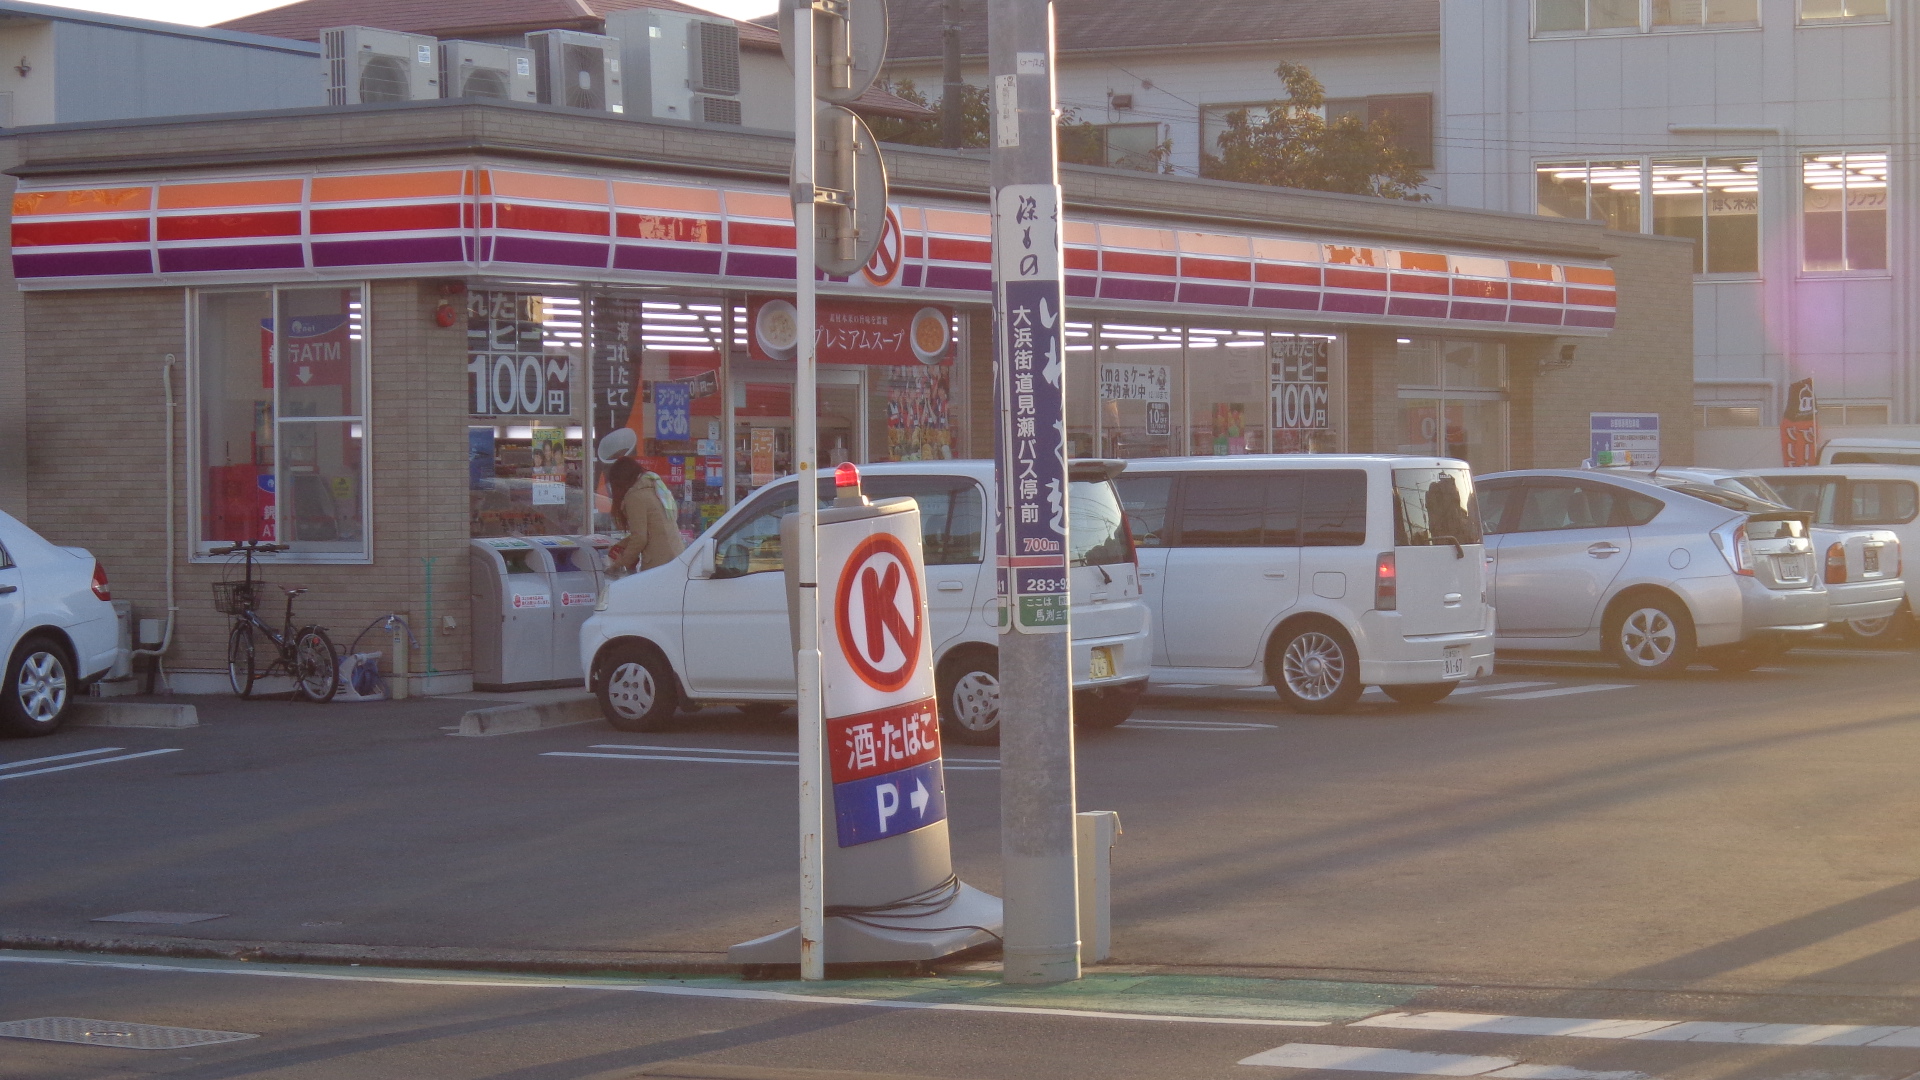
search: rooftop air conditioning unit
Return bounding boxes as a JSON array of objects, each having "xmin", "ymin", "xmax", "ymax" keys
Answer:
[
  {"xmin": 525, "ymin": 29, "xmax": 624, "ymax": 113},
  {"xmin": 604, "ymin": 9, "xmax": 742, "ymax": 127},
  {"xmin": 323, "ymin": 26, "xmax": 439, "ymax": 105},
  {"xmin": 440, "ymin": 40, "xmax": 537, "ymax": 103}
]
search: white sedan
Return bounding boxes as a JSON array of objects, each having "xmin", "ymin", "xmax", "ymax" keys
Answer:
[{"xmin": 0, "ymin": 508, "xmax": 120, "ymax": 736}]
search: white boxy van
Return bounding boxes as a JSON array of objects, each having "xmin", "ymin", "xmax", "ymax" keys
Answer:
[
  {"xmin": 581, "ymin": 460, "xmax": 1152, "ymax": 744},
  {"xmin": 1112, "ymin": 456, "xmax": 1495, "ymax": 712}
]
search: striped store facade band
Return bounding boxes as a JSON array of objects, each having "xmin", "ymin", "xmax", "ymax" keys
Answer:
[{"xmin": 11, "ymin": 163, "xmax": 1616, "ymax": 335}]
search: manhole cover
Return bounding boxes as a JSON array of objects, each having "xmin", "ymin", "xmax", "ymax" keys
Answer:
[{"xmin": 0, "ymin": 1017, "xmax": 258, "ymax": 1049}]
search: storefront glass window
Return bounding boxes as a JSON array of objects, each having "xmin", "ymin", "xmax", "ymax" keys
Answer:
[
  {"xmin": 587, "ymin": 294, "xmax": 730, "ymax": 538},
  {"xmin": 1395, "ymin": 339, "xmax": 1509, "ymax": 472},
  {"xmin": 1186, "ymin": 326, "xmax": 1269, "ymax": 455},
  {"xmin": 468, "ymin": 292, "xmax": 589, "ymax": 539},
  {"xmin": 1091, "ymin": 322, "xmax": 1181, "ymax": 458},
  {"xmin": 194, "ymin": 286, "xmax": 368, "ymax": 560}
]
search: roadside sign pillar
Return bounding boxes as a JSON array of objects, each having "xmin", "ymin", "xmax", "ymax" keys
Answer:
[{"xmin": 988, "ymin": 0, "xmax": 1081, "ymax": 984}]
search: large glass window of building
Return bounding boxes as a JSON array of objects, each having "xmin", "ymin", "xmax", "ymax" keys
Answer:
[{"xmin": 1802, "ymin": 152, "xmax": 1888, "ymax": 272}]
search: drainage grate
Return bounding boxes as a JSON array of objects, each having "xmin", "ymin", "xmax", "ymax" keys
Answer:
[
  {"xmin": 91, "ymin": 911, "xmax": 228, "ymax": 924},
  {"xmin": 0, "ymin": 1017, "xmax": 258, "ymax": 1050}
]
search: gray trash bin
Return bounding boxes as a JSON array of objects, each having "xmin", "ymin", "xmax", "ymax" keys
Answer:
[
  {"xmin": 470, "ymin": 537, "xmax": 555, "ymax": 689},
  {"xmin": 533, "ymin": 535, "xmax": 599, "ymax": 683}
]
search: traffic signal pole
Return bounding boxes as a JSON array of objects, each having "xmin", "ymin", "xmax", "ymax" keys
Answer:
[
  {"xmin": 988, "ymin": 0, "xmax": 1081, "ymax": 984},
  {"xmin": 791, "ymin": 0, "xmax": 826, "ymax": 983}
]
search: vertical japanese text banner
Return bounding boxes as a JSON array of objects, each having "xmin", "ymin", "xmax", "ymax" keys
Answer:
[{"xmin": 993, "ymin": 183, "xmax": 1069, "ymax": 634}]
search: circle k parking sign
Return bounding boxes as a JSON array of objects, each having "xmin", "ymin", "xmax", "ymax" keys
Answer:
[{"xmin": 833, "ymin": 532, "xmax": 925, "ymax": 694}]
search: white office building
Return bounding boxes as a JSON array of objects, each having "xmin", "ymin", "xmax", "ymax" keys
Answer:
[{"xmin": 1439, "ymin": 0, "xmax": 1918, "ymax": 460}]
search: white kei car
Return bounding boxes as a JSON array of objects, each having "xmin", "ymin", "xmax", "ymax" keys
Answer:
[{"xmin": 0, "ymin": 508, "xmax": 120, "ymax": 736}]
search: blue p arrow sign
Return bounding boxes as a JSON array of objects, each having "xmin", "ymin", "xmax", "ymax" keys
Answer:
[{"xmin": 833, "ymin": 759, "xmax": 947, "ymax": 848}]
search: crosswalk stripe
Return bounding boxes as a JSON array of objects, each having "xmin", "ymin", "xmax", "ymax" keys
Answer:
[
  {"xmin": 1355, "ymin": 1011, "xmax": 1920, "ymax": 1047},
  {"xmin": 545, "ymin": 751, "xmax": 793, "ymax": 766},
  {"xmin": 592, "ymin": 744, "xmax": 797, "ymax": 757},
  {"xmin": 1239, "ymin": 1043, "xmax": 1650, "ymax": 1079},
  {"xmin": 1487, "ymin": 684, "xmax": 1634, "ymax": 701}
]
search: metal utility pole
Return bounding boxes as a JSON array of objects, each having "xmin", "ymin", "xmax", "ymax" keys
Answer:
[
  {"xmin": 988, "ymin": 0, "xmax": 1080, "ymax": 984},
  {"xmin": 941, "ymin": 0, "xmax": 965, "ymax": 148},
  {"xmin": 790, "ymin": 0, "xmax": 826, "ymax": 984}
]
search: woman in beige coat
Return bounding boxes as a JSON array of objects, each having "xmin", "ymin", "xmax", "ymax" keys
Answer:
[{"xmin": 606, "ymin": 458, "xmax": 687, "ymax": 573}]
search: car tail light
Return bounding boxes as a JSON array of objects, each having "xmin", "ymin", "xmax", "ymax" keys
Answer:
[
  {"xmin": 1895, "ymin": 541, "xmax": 1903, "ymax": 579},
  {"xmin": 1375, "ymin": 552, "xmax": 1397, "ymax": 611},
  {"xmin": 1712, "ymin": 522, "xmax": 1754, "ymax": 576},
  {"xmin": 1825, "ymin": 542, "xmax": 1848, "ymax": 584},
  {"xmin": 91, "ymin": 561, "xmax": 111, "ymax": 601}
]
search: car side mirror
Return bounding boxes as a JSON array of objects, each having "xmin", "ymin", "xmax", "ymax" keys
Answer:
[{"xmin": 687, "ymin": 538, "xmax": 716, "ymax": 580}]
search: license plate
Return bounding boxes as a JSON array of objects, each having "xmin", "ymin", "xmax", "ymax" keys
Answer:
[
  {"xmin": 1089, "ymin": 646, "xmax": 1115, "ymax": 680},
  {"xmin": 1442, "ymin": 645, "xmax": 1466, "ymax": 679},
  {"xmin": 1865, "ymin": 547, "xmax": 1881, "ymax": 574},
  {"xmin": 1775, "ymin": 555, "xmax": 1808, "ymax": 583}
]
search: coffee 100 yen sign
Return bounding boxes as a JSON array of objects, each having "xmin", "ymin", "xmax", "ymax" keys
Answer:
[{"xmin": 467, "ymin": 292, "xmax": 573, "ymax": 416}]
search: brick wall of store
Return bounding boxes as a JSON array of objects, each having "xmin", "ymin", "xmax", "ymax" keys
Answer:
[{"xmin": 22, "ymin": 280, "xmax": 475, "ymax": 680}]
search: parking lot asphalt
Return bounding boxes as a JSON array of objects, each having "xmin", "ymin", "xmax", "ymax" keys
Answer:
[{"xmin": 6, "ymin": 642, "xmax": 1920, "ymax": 1002}]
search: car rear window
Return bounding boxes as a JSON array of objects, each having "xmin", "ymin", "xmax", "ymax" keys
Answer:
[
  {"xmin": 1655, "ymin": 480, "xmax": 1785, "ymax": 513},
  {"xmin": 1760, "ymin": 476, "xmax": 1840, "ymax": 524},
  {"xmin": 1069, "ymin": 479, "xmax": 1132, "ymax": 567},
  {"xmin": 1113, "ymin": 475, "xmax": 1172, "ymax": 548},
  {"xmin": 1393, "ymin": 468, "xmax": 1482, "ymax": 547},
  {"xmin": 1850, "ymin": 480, "xmax": 1919, "ymax": 526}
]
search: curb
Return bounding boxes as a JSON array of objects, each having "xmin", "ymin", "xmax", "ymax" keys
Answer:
[
  {"xmin": 71, "ymin": 701, "xmax": 198, "ymax": 729},
  {"xmin": 0, "ymin": 930, "xmax": 739, "ymax": 976},
  {"xmin": 455, "ymin": 693, "xmax": 604, "ymax": 737}
]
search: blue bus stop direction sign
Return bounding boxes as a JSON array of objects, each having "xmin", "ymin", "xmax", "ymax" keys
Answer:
[{"xmin": 833, "ymin": 759, "xmax": 947, "ymax": 848}]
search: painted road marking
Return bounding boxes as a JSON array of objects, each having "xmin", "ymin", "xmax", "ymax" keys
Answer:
[
  {"xmin": 1240, "ymin": 1044, "xmax": 1650, "ymax": 1079},
  {"xmin": 545, "ymin": 746, "xmax": 1000, "ymax": 771},
  {"xmin": 1445, "ymin": 681, "xmax": 1556, "ymax": 696},
  {"xmin": 1356, "ymin": 1011, "xmax": 1920, "ymax": 1047},
  {"xmin": 1122, "ymin": 718, "xmax": 1278, "ymax": 731},
  {"xmin": 0, "ymin": 953, "xmax": 1326, "ymax": 1029},
  {"xmin": 1236, "ymin": 686, "xmax": 1278, "ymax": 694},
  {"xmin": 0, "ymin": 749, "xmax": 180, "ymax": 781},
  {"xmin": 1486, "ymin": 684, "xmax": 1634, "ymax": 701},
  {"xmin": 0, "ymin": 747, "xmax": 124, "ymax": 771}
]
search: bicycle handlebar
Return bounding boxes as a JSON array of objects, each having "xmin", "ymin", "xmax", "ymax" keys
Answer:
[{"xmin": 210, "ymin": 541, "xmax": 289, "ymax": 555}]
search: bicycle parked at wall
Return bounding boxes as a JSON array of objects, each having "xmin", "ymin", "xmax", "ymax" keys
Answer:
[{"xmin": 211, "ymin": 540, "xmax": 338, "ymax": 702}]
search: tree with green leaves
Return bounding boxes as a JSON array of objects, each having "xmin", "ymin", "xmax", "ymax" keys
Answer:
[{"xmin": 1202, "ymin": 61, "xmax": 1428, "ymax": 200}]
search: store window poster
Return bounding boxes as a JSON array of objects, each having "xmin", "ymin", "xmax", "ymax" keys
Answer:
[
  {"xmin": 530, "ymin": 426, "xmax": 567, "ymax": 505},
  {"xmin": 886, "ymin": 365, "xmax": 953, "ymax": 461}
]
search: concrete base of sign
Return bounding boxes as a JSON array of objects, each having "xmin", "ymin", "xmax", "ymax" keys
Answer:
[{"xmin": 727, "ymin": 882, "xmax": 1003, "ymax": 965}]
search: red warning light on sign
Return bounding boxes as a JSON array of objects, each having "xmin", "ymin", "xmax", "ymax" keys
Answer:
[{"xmin": 834, "ymin": 532, "xmax": 925, "ymax": 693}]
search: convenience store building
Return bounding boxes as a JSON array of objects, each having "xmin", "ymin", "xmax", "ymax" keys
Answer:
[{"xmin": 1, "ymin": 101, "xmax": 1694, "ymax": 691}]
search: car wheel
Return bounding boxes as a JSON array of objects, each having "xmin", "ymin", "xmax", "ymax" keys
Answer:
[
  {"xmin": 1270, "ymin": 622, "xmax": 1364, "ymax": 714},
  {"xmin": 1074, "ymin": 682, "xmax": 1143, "ymax": 730},
  {"xmin": 2, "ymin": 635, "xmax": 74, "ymax": 737},
  {"xmin": 594, "ymin": 644, "xmax": 679, "ymax": 732},
  {"xmin": 1381, "ymin": 681, "xmax": 1457, "ymax": 706},
  {"xmin": 1844, "ymin": 605, "xmax": 1911, "ymax": 646},
  {"xmin": 938, "ymin": 650, "xmax": 1000, "ymax": 746},
  {"xmin": 1606, "ymin": 597, "xmax": 1696, "ymax": 678}
]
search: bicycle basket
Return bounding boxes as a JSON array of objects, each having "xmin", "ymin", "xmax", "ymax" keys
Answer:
[{"xmin": 212, "ymin": 580, "xmax": 264, "ymax": 616}]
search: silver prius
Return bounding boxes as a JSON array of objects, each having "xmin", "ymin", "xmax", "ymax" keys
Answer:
[{"xmin": 1474, "ymin": 469, "xmax": 1829, "ymax": 676}]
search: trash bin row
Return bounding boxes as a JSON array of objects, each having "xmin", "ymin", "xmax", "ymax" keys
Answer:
[{"xmin": 470, "ymin": 534, "xmax": 619, "ymax": 689}]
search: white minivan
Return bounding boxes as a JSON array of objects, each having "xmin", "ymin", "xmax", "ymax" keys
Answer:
[
  {"xmin": 1112, "ymin": 456, "xmax": 1495, "ymax": 712},
  {"xmin": 581, "ymin": 460, "xmax": 1152, "ymax": 744}
]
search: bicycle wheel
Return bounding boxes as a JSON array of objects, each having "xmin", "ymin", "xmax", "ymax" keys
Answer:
[
  {"xmin": 293, "ymin": 627, "xmax": 339, "ymax": 703},
  {"xmin": 227, "ymin": 622, "xmax": 258, "ymax": 699}
]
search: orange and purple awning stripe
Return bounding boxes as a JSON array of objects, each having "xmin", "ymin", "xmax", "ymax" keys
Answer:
[{"xmin": 12, "ymin": 164, "xmax": 1616, "ymax": 333}]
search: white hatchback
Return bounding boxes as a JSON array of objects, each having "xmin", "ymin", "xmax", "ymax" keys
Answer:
[
  {"xmin": 0, "ymin": 508, "xmax": 120, "ymax": 736},
  {"xmin": 1112, "ymin": 456, "xmax": 1495, "ymax": 712},
  {"xmin": 581, "ymin": 460, "xmax": 1152, "ymax": 744}
]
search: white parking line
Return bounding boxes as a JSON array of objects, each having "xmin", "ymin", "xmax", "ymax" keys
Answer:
[
  {"xmin": 1239, "ymin": 1043, "xmax": 1650, "ymax": 1079},
  {"xmin": 0, "ymin": 748, "xmax": 181, "ymax": 781},
  {"xmin": 1446, "ymin": 681, "xmax": 1555, "ymax": 696},
  {"xmin": 1354, "ymin": 1011, "xmax": 1920, "ymax": 1048},
  {"xmin": 1152, "ymin": 683, "xmax": 1211, "ymax": 690},
  {"xmin": 545, "ymin": 748, "xmax": 1000, "ymax": 770},
  {"xmin": 0, "ymin": 747, "xmax": 123, "ymax": 771},
  {"xmin": 1122, "ymin": 719, "xmax": 1278, "ymax": 732},
  {"xmin": 1487, "ymin": 684, "xmax": 1635, "ymax": 701}
]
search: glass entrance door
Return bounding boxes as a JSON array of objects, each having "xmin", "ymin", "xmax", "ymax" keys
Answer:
[{"xmin": 731, "ymin": 366, "xmax": 866, "ymax": 501}]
